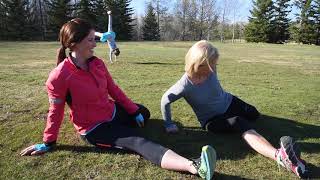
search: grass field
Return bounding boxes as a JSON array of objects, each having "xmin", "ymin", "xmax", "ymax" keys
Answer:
[{"xmin": 0, "ymin": 41, "xmax": 319, "ymax": 179}]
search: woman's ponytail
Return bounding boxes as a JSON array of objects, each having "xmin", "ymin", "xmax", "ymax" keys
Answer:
[{"xmin": 56, "ymin": 46, "xmax": 66, "ymax": 66}]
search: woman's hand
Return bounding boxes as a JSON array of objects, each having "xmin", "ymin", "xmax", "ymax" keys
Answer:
[
  {"xmin": 165, "ymin": 123, "xmax": 179, "ymax": 133},
  {"xmin": 135, "ymin": 113, "xmax": 145, "ymax": 127},
  {"xmin": 20, "ymin": 143, "xmax": 50, "ymax": 156}
]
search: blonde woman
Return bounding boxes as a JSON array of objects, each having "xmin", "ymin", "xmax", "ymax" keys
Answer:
[{"xmin": 161, "ymin": 40, "xmax": 308, "ymax": 178}]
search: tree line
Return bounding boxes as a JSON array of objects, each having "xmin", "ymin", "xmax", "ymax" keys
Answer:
[
  {"xmin": 134, "ymin": 0, "xmax": 239, "ymax": 42},
  {"xmin": 0, "ymin": 0, "xmax": 134, "ymax": 40},
  {"xmin": 0, "ymin": 0, "xmax": 319, "ymax": 45},
  {"xmin": 245, "ymin": 0, "xmax": 320, "ymax": 45}
]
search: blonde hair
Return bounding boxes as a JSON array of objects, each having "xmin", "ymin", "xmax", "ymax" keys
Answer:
[{"xmin": 185, "ymin": 40, "xmax": 219, "ymax": 77}]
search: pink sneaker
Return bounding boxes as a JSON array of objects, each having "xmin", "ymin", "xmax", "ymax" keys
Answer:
[{"xmin": 276, "ymin": 136, "xmax": 308, "ymax": 178}]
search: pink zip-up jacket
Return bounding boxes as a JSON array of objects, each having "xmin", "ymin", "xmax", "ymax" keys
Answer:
[{"xmin": 43, "ymin": 56, "xmax": 138, "ymax": 143}]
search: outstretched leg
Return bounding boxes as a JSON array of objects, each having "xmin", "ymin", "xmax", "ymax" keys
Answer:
[
  {"xmin": 206, "ymin": 116, "xmax": 307, "ymax": 178},
  {"xmin": 242, "ymin": 129, "xmax": 277, "ymax": 160},
  {"xmin": 83, "ymin": 121, "xmax": 216, "ymax": 179},
  {"xmin": 206, "ymin": 116, "xmax": 277, "ymax": 160},
  {"xmin": 242, "ymin": 128, "xmax": 307, "ymax": 178},
  {"xmin": 160, "ymin": 150, "xmax": 197, "ymax": 174},
  {"xmin": 161, "ymin": 145, "xmax": 216, "ymax": 180}
]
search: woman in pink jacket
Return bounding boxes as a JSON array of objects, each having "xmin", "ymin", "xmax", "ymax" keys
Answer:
[{"xmin": 20, "ymin": 18, "xmax": 216, "ymax": 180}]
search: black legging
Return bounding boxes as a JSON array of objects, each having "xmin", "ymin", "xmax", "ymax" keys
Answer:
[{"xmin": 82, "ymin": 103, "xmax": 168, "ymax": 166}]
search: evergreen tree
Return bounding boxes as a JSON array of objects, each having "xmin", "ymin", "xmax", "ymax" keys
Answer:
[
  {"xmin": 313, "ymin": 0, "xmax": 320, "ymax": 45},
  {"xmin": 289, "ymin": 21, "xmax": 301, "ymax": 42},
  {"xmin": 271, "ymin": 0, "xmax": 291, "ymax": 43},
  {"xmin": 46, "ymin": 0, "xmax": 73, "ymax": 40},
  {"xmin": 245, "ymin": 0, "xmax": 274, "ymax": 42},
  {"xmin": 76, "ymin": 0, "xmax": 96, "ymax": 25},
  {"xmin": 93, "ymin": 0, "xmax": 108, "ymax": 32},
  {"xmin": 113, "ymin": 0, "xmax": 134, "ymax": 40},
  {"xmin": 294, "ymin": 0, "xmax": 315, "ymax": 44},
  {"xmin": 5, "ymin": 0, "xmax": 36, "ymax": 40},
  {"xmin": 0, "ymin": 0, "xmax": 8, "ymax": 40},
  {"xmin": 142, "ymin": 3, "xmax": 160, "ymax": 40}
]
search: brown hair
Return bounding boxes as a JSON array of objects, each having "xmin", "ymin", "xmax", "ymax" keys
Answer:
[{"xmin": 56, "ymin": 18, "xmax": 93, "ymax": 65}]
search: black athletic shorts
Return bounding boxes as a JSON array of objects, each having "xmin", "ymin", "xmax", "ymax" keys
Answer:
[{"xmin": 205, "ymin": 96, "xmax": 260, "ymax": 134}]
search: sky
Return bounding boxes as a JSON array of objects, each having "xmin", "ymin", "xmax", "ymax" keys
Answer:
[
  {"xmin": 130, "ymin": 0, "xmax": 298, "ymax": 22},
  {"xmin": 130, "ymin": 0, "xmax": 253, "ymax": 22},
  {"xmin": 130, "ymin": 0, "xmax": 147, "ymax": 15}
]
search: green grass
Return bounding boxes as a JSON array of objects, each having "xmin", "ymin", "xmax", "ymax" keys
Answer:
[{"xmin": 0, "ymin": 41, "xmax": 319, "ymax": 179}]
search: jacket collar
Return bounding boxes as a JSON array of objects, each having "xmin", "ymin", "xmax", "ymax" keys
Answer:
[{"xmin": 66, "ymin": 53, "xmax": 96, "ymax": 70}]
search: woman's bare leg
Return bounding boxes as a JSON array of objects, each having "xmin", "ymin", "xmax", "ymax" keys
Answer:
[
  {"xmin": 242, "ymin": 129, "xmax": 277, "ymax": 160},
  {"xmin": 160, "ymin": 150, "xmax": 198, "ymax": 174}
]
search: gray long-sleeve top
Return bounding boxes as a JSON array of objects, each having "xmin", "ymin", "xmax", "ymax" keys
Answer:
[{"xmin": 161, "ymin": 72, "xmax": 232, "ymax": 127}]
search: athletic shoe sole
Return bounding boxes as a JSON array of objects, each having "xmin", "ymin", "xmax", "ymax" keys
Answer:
[{"xmin": 202, "ymin": 145, "xmax": 217, "ymax": 180}]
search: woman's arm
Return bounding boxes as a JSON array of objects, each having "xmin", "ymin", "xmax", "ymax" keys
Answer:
[
  {"xmin": 43, "ymin": 69, "xmax": 67, "ymax": 143},
  {"xmin": 161, "ymin": 81, "xmax": 185, "ymax": 133},
  {"xmin": 20, "ymin": 69, "xmax": 67, "ymax": 156}
]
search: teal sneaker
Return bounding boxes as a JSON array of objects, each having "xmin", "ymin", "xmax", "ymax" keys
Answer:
[{"xmin": 192, "ymin": 145, "xmax": 217, "ymax": 180}]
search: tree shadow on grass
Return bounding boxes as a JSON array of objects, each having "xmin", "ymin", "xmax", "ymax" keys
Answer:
[
  {"xmin": 304, "ymin": 163, "xmax": 320, "ymax": 179},
  {"xmin": 53, "ymin": 144, "xmax": 248, "ymax": 179},
  {"xmin": 254, "ymin": 115, "xmax": 320, "ymax": 147},
  {"xmin": 52, "ymin": 114, "xmax": 319, "ymax": 179},
  {"xmin": 213, "ymin": 172, "xmax": 251, "ymax": 180},
  {"xmin": 131, "ymin": 62, "xmax": 182, "ymax": 65},
  {"xmin": 178, "ymin": 171, "xmax": 249, "ymax": 180},
  {"xmin": 53, "ymin": 144, "xmax": 134, "ymax": 155},
  {"xmin": 142, "ymin": 115, "xmax": 320, "ymax": 179},
  {"xmin": 144, "ymin": 115, "xmax": 320, "ymax": 156}
]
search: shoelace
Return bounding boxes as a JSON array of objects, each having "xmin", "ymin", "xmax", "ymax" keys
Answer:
[
  {"xmin": 289, "ymin": 142, "xmax": 300, "ymax": 164},
  {"xmin": 192, "ymin": 159, "xmax": 206, "ymax": 175},
  {"xmin": 277, "ymin": 142, "xmax": 299, "ymax": 172},
  {"xmin": 192, "ymin": 159, "xmax": 201, "ymax": 169}
]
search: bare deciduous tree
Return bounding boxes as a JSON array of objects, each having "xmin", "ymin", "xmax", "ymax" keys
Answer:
[
  {"xmin": 219, "ymin": 0, "xmax": 231, "ymax": 42},
  {"xmin": 174, "ymin": 0, "xmax": 191, "ymax": 40},
  {"xmin": 132, "ymin": 12, "xmax": 144, "ymax": 40},
  {"xmin": 150, "ymin": 0, "xmax": 170, "ymax": 40}
]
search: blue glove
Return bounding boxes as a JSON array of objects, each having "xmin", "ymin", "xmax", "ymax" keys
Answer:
[
  {"xmin": 164, "ymin": 122, "xmax": 179, "ymax": 133},
  {"xmin": 135, "ymin": 113, "xmax": 144, "ymax": 127},
  {"xmin": 34, "ymin": 143, "xmax": 50, "ymax": 152}
]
